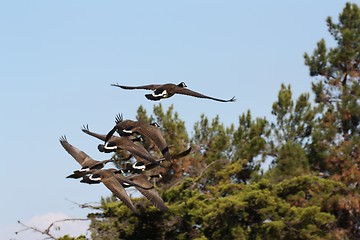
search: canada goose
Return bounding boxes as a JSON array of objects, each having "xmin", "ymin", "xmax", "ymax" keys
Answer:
[
  {"xmin": 111, "ymin": 82, "xmax": 236, "ymax": 102},
  {"xmin": 112, "ymin": 114, "xmax": 161, "ymax": 137},
  {"xmin": 81, "ymin": 169, "xmax": 167, "ymax": 212},
  {"xmin": 80, "ymin": 174, "xmax": 101, "ymax": 184},
  {"xmin": 127, "ymin": 173, "xmax": 168, "ymax": 212},
  {"xmin": 80, "ymin": 171, "xmax": 161, "ymax": 184},
  {"xmin": 59, "ymin": 136, "xmax": 116, "ymax": 178},
  {"xmin": 121, "ymin": 147, "xmax": 192, "ymax": 174},
  {"xmin": 82, "ymin": 124, "xmax": 143, "ymax": 154},
  {"xmin": 83, "ymin": 124, "xmax": 163, "ymax": 164},
  {"xmin": 82, "ymin": 124, "xmax": 143, "ymax": 143},
  {"xmin": 81, "ymin": 124, "xmax": 158, "ymax": 164},
  {"xmin": 103, "ymin": 138, "xmax": 161, "ymax": 165},
  {"xmin": 105, "ymin": 114, "xmax": 172, "ymax": 162},
  {"xmin": 66, "ymin": 154, "xmax": 132, "ymax": 179},
  {"xmin": 87, "ymin": 169, "xmax": 152, "ymax": 215}
]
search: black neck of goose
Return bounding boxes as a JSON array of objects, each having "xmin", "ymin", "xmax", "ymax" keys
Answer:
[{"xmin": 178, "ymin": 82, "xmax": 186, "ymax": 87}]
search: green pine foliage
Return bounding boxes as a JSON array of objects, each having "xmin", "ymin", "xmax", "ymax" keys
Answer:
[
  {"xmin": 88, "ymin": 176, "xmax": 338, "ymax": 240},
  {"xmin": 58, "ymin": 235, "xmax": 87, "ymax": 240},
  {"xmin": 63, "ymin": 2, "xmax": 359, "ymax": 239}
]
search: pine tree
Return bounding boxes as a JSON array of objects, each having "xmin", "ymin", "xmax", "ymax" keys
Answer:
[
  {"xmin": 304, "ymin": 3, "xmax": 360, "ymax": 238},
  {"xmin": 304, "ymin": 3, "xmax": 360, "ymax": 179},
  {"xmin": 217, "ymin": 110, "xmax": 269, "ymax": 183},
  {"xmin": 265, "ymin": 84, "xmax": 316, "ymax": 181}
]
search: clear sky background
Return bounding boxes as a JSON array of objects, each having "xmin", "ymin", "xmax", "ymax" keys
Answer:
[{"xmin": 0, "ymin": 1, "xmax": 352, "ymax": 239}]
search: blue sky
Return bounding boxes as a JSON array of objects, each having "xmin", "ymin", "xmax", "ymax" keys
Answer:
[{"xmin": 0, "ymin": 1, "xmax": 351, "ymax": 239}]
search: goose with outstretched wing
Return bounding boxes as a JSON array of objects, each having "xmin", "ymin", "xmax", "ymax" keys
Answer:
[{"xmin": 111, "ymin": 82, "xmax": 236, "ymax": 102}]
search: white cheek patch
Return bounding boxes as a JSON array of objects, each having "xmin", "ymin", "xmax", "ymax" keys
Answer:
[
  {"xmin": 104, "ymin": 142, "xmax": 117, "ymax": 150},
  {"xmin": 133, "ymin": 163, "xmax": 146, "ymax": 170},
  {"xmin": 148, "ymin": 174, "xmax": 162, "ymax": 181},
  {"xmin": 80, "ymin": 167, "xmax": 90, "ymax": 172},
  {"xmin": 153, "ymin": 90, "xmax": 167, "ymax": 97},
  {"xmin": 151, "ymin": 122, "xmax": 160, "ymax": 128},
  {"xmin": 122, "ymin": 129, "xmax": 133, "ymax": 134},
  {"xmin": 89, "ymin": 175, "xmax": 102, "ymax": 181}
]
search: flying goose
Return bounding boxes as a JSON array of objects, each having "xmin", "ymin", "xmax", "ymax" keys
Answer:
[
  {"xmin": 82, "ymin": 124, "xmax": 143, "ymax": 143},
  {"xmin": 86, "ymin": 169, "xmax": 152, "ymax": 215},
  {"xmin": 111, "ymin": 82, "xmax": 236, "ymax": 102},
  {"xmin": 59, "ymin": 136, "xmax": 118, "ymax": 179},
  {"xmin": 105, "ymin": 114, "xmax": 172, "ymax": 162},
  {"xmin": 103, "ymin": 138, "xmax": 161, "ymax": 165},
  {"xmin": 113, "ymin": 114, "xmax": 161, "ymax": 137},
  {"xmin": 126, "ymin": 173, "xmax": 168, "ymax": 212},
  {"xmin": 120, "ymin": 146, "xmax": 192, "ymax": 174},
  {"xmin": 82, "ymin": 124, "xmax": 143, "ymax": 154},
  {"xmin": 80, "ymin": 174, "xmax": 101, "ymax": 184},
  {"xmin": 80, "ymin": 171, "xmax": 160, "ymax": 184},
  {"xmin": 80, "ymin": 170, "xmax": 167, "ymax": 212},
  {"xmin": 82, "ymin": 124, "xmax": 161, "ymax": 165}
]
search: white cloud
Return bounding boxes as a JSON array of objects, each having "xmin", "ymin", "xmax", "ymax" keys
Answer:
[{"xmin": 1, "ymin": 212, "xmax": 90, "ymax": 240}]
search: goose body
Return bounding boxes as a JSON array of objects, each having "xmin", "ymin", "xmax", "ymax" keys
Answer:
[
  {"xmin": 82, "ymin": 124, "xmax": 143, "ymax": 143},
  {"xmin": 105, "ymin": 115, "xmax": 172, "ymax": 162},
  {"xmin": 127, "ymin": 173, "xmax": 168, "ymax": 212},
  {"xmin": 87, "ymin": 169, "xmax": 142, "ymax": 214},
  {"xmin": 103, "ymin": 138, "xmax": 160, "ymax": 165},
  {"xmin": 80, "ymin": 169, "xmax": 167, "ymax": 213},
  {"xmin": 81, "ymin": 124, "xmax": 161, "ymax": 165},
  {"xmin": 122, "ymin": 147, "xmax": 192, "ymax": 174},
  {"xmin": 111, "ymin": 82, "xmax": 236, "ymax": 102},
  {"xmin": 59, "ymin": 136, "xmax": 115, "ymax": 178}
]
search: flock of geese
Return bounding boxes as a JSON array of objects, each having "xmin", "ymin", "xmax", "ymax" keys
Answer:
[{"xmin": 60, "ymin": 82, "xmax": 236, "ymax": 215}]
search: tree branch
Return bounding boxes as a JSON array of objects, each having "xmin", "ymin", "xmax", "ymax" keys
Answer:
[
  {"xmin": 16, "ymin": 218, "xmax": 89, "ymax": 240},
  {"xmin": 190, "ymin": 159, "xmax": 228, "ymax": 189},
  {"xmin": 65, "ymin": 198, "xmax": 102, "ymax": 210}
]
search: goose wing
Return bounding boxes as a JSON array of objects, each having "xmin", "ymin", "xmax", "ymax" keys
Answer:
[
  {"xmin": 136, "ymin": 188, "xmax": 168, "ymax": 212},
  {"xmin": 131, "ymin": 125, "xmax": 171, "ymax": 162},
  {"xmin": 101, "ymin": 174, "xmax": 139, "ymax": 214},
  {"xmin": 115, "ymin": 173, "xmax": 153, "ymax": 190},
  {"xmin": 142, "ymin": 147, "xmax": 192, "ymax": 170},
  {"xmin": 105, "ymin": 125, "xmax": 118, "ymax": 142},
  {"xmin": 81, "ymin": 124, "xmax": 108, "ymax": 141},
  {"xmin": 174, "ymin": 86, "xmax": 236, "ymax": 102},
  {"xmin": 111, "ymin": 83, "xmax": 161, "ymax": 91},
  {"xmin": 172, "ymin": 147, "xmax": 192, "ymax": 159},
  {"xmin": 105, "ymin": 120, "xmax": 138, "ymax": 142},
  {"xmin": 130, "ymin": 174, "xmax": 168, "ymax": 212},
  {"xmin": 113, "ymin": 138, "xmax": 159, "ymax": 164},
  {"xmin": 59, "ymin": 136, "xmax": 97, "ymax": 167}
]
